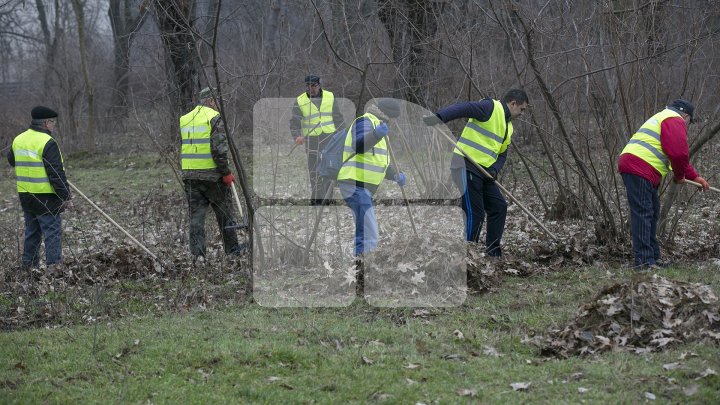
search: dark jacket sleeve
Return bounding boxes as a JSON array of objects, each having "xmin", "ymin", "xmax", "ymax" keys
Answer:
[
  {"xmin": 43, "ymin": 140, "xmax": 70, "ymax": 201},
  {"xmin": 436, "ymin": 99, "xmax": 495, "ymax": 123},
  {"xmin": 350, "ymin": 117, "xmax": 384, "ymax": 153},
  {"xmin": 7, "ymin": 149, "xmax": 15, "ymax": 167},
  {"xmin": 209, "ymin": 115, "xmax": 232, "ymax": 176},
  {"xmin": 332, "ymin": 98, "xmax": 345, "ymax": 129},
  {"xmin": 489, "ymin": 151, "xmax": 507, "ymax": 176},
  {"xmin": 289, "ymin": 99, "xmax": 302, "ymax": 139}
]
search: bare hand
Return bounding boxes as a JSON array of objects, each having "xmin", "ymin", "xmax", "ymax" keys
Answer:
[
  {"xmin": 295, "ymin": 136, "xmax": 305, "ymax": 145},
  {"xmin": 694, "ymin": 176, "xmax": 710, "ymax": 191}
]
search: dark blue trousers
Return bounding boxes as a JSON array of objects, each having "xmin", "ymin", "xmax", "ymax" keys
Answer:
[
  {"xmin": 452, "ymin": 168, "xmax": 507, "ymax": 256},
  {"xmin": 22, "ymin": 211, "xmax": 63, "ymax": 267},
  {"xmin": 622, "ymin": 173, "xmax": 660, "ymax": 266}
]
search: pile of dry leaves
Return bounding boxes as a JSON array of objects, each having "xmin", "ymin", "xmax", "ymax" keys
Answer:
[
  {"xmin": 0, "ymin": 245, "xmax": 250, "ymax": 330},
  {"xmin": 532, "ymin": 275, "xmax": 720, "ymax": 357}
]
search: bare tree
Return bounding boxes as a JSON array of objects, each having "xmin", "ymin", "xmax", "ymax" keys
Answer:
[
  {"xmin": 70, "ymin": 0, "xmax": 97, "ymax": 152},
  {"xmin": 142, "ymin": 0, "xmax": 199, "ymax": 114},
  {"xmin": 108, "ymin": 0, "xmax": 148, "ymax": 117}
]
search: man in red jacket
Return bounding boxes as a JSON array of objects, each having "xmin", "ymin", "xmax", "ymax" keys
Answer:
[{"xmin": 618, "ymin": 99, "xmax": 709, "ymax": 269}]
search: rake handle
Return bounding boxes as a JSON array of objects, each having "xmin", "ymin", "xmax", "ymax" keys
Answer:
[
  {"xmin": 68, "ymin": 180, "xmax": 158, "ymax": 261},
  {"xmin": 683, "ymin": 179, "xmax": 720, "ymax": 193}
]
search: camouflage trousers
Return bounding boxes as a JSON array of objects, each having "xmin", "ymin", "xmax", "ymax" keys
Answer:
[{"xmin": 183, "ymin": 179, "xmax": 240, "ymax": 257}]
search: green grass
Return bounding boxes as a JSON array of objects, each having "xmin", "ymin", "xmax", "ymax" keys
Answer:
[{"xmin": 1, "ymin": 267, "xmax": 719, "ymax": 404}]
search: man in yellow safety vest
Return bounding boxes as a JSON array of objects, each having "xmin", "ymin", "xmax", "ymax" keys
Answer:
[
  {"xmin": 289, "ymin": 74, "xmax": 345, "ymax": 204},
  {"xmin": 180, "ymin": 87, "xmax": 245, "ymax": 264},
  {"xmin": 424, "ymin": 89, "xmax": 529, "ymax": 259},
  {"xmin": 618, "ymin": 99, "xmax": 709, "ymax": 270},
  {"xmin": 7, "ymin": 106, "xmax": 72, "ymax": 271}
]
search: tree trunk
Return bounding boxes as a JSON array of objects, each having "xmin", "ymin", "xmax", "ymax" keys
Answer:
[
  {"xmin": 70, "ymin": 0, "xmax": 96, "ymax": 152},
  {"xmin": 146, "ymin": 0, "xmax": 199, "ymax": 114},
  {"xmin": 108, "ymin": 0, "xmax": 148, "ymax": 118}
]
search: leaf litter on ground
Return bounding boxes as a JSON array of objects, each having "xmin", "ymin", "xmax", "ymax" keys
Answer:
[{"xmin": 530, "ymin": 274, "xmax": 720, "ymax": 357}]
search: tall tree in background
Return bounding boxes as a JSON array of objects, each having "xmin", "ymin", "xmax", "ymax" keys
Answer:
[
  {"xmin": 377, "ymin": 0, "xmax": 441, "ymax": 105},
  {"xmin": 108, "ymin": 0, "xmax": 148, "ymax": 117},
  {"xmin": 70, "ymin": 0, "xmax": 96, "ymax": 152},
  {"xmin": 142, "ymin": 0, "xmax": 198, "ymax": 114}
]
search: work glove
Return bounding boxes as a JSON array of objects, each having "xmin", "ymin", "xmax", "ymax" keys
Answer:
[
  {"xmin": 423, "ymin": 114, "xmax": 442, "ymax": 126},
  {"xmin": 394, "ymin": 172, "xmax": 407, "ymax": 187},
  {"xmin": 294, "ymin": 136, "xmax": 305, "ymax": 145},
  {"xmin": 222, "ymin": 173, "xmax": 235, "ymax": 185},
  {"xmin": 374, "ymin": 123, "xmax": 389, "ymax": 139}
]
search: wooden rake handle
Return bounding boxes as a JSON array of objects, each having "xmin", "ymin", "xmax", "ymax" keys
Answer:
[
  {"xmin": 684, "ymin": 179, "xmax": 720, "ymax": 193},
  {"xmin": 68, "ymin": 180, "xmax": 158, "ymax": 261}
]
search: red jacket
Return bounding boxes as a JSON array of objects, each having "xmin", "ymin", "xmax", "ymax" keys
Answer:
[{"xmin": 618, "ymin": 116, "xmax": 698, "ymax": 187}]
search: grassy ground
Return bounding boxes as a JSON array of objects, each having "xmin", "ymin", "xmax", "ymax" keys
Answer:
[
  {"xmin": 1, "ymin": 152, "xmax": 719, "ymax": 403},
  {"xmin": 1, "ymin": 267, "xmax": 719, "ymax": 404}
]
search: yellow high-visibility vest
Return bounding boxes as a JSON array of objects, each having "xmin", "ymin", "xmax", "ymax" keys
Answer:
[
  {"xmin": 180, "ymin": 105, "xmax": 219, "ymax": 170},
  {"xmin": 12, "ymin": 129, "xmax": 61, "ymax": 194},
  {"xmin": 337, "ymin": 113, "xmax": 389, "ymax": 186},
  {"xmin": 297, "ymin": 90, "xmax": 336, "ymax": 136},
  {"xmin": 453, "ymin": 100, "xmax": 512, "ymax": 167},
  {"xmin": 621, "ymin": 109, "xmax": 681, "ymax": 177}
]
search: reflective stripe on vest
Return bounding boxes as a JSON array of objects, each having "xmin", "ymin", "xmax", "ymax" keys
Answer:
[
  {"xmin": 337, "ymin": 113, "xmax": 389, "ymax": 186},
  {"xmin": 297, "ymin": 90, "xmax": 336, "ymax": 137},
  {"xmin": 12, "ymin": 129, "xmax": 58, "ymax": 194},
  {"xmin": 620, "ymin": 108, "xmax": 680, "ymax": 177},
  {"xmin": 453, "ymin": 99, "xmax": 512, "ymax": 167},
  {"xmin": 180, "ymin": 105, "xmax": 219, "ymax": 170}
]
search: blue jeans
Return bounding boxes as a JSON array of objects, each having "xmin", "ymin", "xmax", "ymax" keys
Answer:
[
  {"xmin": 339, "ymin": 182, "xmax": 378, "ymax": 256},
  {"xmin": 22, "ymin": 211, "xmax": 63, "ymax": 266},
  {"xmin": 622, "ymin": 173, "xmax": 660, "ymax": 266},
  {"xmin": 452, "ymin": 168, "xmax": 507, "ymax": 256}
]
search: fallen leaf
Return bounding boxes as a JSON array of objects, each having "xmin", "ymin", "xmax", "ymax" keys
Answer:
[
  {"xmin": 511, "ymin": 382, "xmax": 531, "ymax": 391},
  {"xmin": 663, "ymin": 362, "xmax": 682, "ymax": 371},
  {"xmin": 696, "ymin": 368, "xmax": 717, "ymax": 380},
  {"xmin": 362, "ymin": 356, "xmax": 374, "ymax": 365},
  {"xmin": 683, "ymin": 384, "xmax": 699, "ymax": 397},
  {"xmin": 405, "ymin": 378, "xmax": 417, "ymax": 385},
  {"xmin": 14, "ymin": 362, "xmax": 25, "ymax": 370},
  {"xmin": 678, "ymin": 352, "xmax": 698, "ymax": 360},
  {"xmin": 456, "ymin": 388, "xmax": 477, "ymax": 397},
  {"xmin": 644, "ymin": 392, "xmax": 656, "ymax": 400},
  {"xmin": 411, "ymin": 271, "xmax": 426, "ymax": 285},
  {"xmin": 452, "ymin": 330, "xmax": 464, "ymax": 340},
  {"xmin": 266, "ymin": 376, "xmax": 281, "ymax": 382},
  {"xmin": 578, "ymin": 387, "xmax": 589, "ymax": 393},
  {"xmin": 397, "ymin": 262, "xmax": 418, "ymax": 273},
  {"xmin": 483, "ymin": 345, "xmax": 503, "ymax": 357},
  {"xmin": 404, "ymin": 363, "xmax": 421, "ymax": 369}
]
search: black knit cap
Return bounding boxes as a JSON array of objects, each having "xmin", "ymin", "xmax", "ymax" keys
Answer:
[
  {"xmin": 304, "ymin": 75, "xmax": 320, "ymax": 85},
  {"xmin": 669, "ymin": 99, "xmax": 694, "ymax": 118},
  {"xmin": 198, "ymin": 87, "xmax": 216, "ymax": 100},
  {"xmin": 31, "ymin": 106, "xmax": 58, "ymax": 119},
  {"xmin": 377, "ymin": 98, "xmax": 401, "ymax": 118}
]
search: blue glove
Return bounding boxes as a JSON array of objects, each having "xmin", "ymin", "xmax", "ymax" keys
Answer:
[
  {"xmin": 394, "ymin": 172, "xmax": 407, "ymax": 187},
  {"xmin": 375, "ymin": 122, "xmax": 389, "ymax": 138}
]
